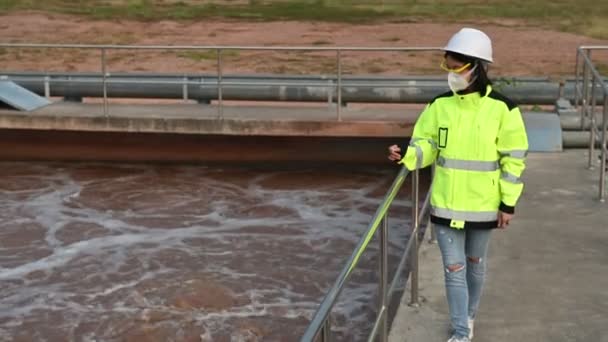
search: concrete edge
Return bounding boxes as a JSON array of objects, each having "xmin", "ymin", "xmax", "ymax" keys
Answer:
[{"xmin": 0, "ymin": 113, "xmax": 414, "ymax": 137}]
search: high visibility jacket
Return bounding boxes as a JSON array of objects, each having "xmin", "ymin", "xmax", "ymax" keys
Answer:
[{"xmin": 400, "ymin": 85, "xmax": 528, "ymax": 229}]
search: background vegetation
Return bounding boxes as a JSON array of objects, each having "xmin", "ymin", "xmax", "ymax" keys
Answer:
[{"xmin": 0, "ymin": 0, "xmax": 607, "ymax": 39}]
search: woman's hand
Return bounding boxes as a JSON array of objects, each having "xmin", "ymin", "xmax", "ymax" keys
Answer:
[
  {"xmin": 388, "ymin": 144, "xmax": 402, "ymax": 162},
  {"xmin": 497, "ymin": 211, "xmax": 513, "ymax": 229}
]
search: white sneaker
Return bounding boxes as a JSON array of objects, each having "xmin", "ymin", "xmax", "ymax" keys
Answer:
[
  {"xmin": 468, "ymin": 318, "xmax": 475, "ymax": 340},
  {"xmin": 447, "ymin": 336, "xmax": 470, "ymax": 342}
]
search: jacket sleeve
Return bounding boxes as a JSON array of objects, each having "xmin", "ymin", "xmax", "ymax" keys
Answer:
[
  {"xmin": 399, "ymin": 104, "xmax": 438, "ymax": 170},
  {"xmin": 497, "ymin": 106, "xmax": 529, "ymax": 213}
]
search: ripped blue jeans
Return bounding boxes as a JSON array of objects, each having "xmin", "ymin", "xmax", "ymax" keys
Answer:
[{"xmin": 435, "ymin": 224, "xmax": 492, "ymax": 339}]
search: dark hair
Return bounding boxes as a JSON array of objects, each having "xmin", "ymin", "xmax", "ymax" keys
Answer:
[{"xmin": 444, "ymin": 51, "xmax": 492, "ymax": 94}]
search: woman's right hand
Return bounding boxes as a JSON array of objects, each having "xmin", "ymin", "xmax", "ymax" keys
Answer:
[{"xmin": 387, "ymin": 144, "xmax": 402, "ymax": 162}]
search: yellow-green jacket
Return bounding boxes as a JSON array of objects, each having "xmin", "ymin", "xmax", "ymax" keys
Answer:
[{"xmin": 400, "ymin": 85, "xmax": 528, "ymax": 229}]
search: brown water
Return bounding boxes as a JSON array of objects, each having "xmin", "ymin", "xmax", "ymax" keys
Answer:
[{"xmin": 0, "ymin": 162, "xmax": 418, "ymax": 342}]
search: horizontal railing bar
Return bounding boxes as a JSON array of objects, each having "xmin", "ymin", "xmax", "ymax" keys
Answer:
[
  {"xmin": 0, "ymin": 43, "xmax": 441, "ymax": 52},
  {"xmin": 3, "ymin": 77, "xmax": 453, "ymax": 88},
  {"xmin": 579, "ymin": 45, "xmax": 608, "ymax": 50}
]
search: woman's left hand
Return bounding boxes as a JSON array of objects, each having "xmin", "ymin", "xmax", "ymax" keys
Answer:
[{"xmin": 497, "ymin": 211, "xmax": 513, "ymax": 229}]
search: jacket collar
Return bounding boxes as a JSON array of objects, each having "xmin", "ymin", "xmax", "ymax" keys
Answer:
[{"xmin": 454, "ymin": 85, "xmax": 492, "ymax": 107}]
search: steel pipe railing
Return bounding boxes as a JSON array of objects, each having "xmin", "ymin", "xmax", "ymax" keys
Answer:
[
  {"xmin": 0, "ymin": 43, "xmax": 441, "ymax": 120},
  {"xmin": 300, "ymin": 165, "xmax": 432, "ymax": 342},
  {"xmin": 574, "ymin": 46, "xmax": 608, "ymax": 202}
]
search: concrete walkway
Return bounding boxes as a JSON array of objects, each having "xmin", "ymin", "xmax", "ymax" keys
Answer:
[{"xmin": 389, "ymin": 150, "xmax": 608, "ymax": 342}]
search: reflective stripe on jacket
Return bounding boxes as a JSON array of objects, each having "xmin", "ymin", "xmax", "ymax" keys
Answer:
[{"xmin": 400, "ymin": 85, "xmax": 528, "ymax": 229}]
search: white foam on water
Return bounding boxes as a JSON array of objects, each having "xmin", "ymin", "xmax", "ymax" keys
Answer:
[{"xmin": 0, "ymin": 163, "xmax": 414, "ymax": 341}]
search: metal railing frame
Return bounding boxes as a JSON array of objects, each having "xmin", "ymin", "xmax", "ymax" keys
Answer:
[
  {"xmin": 574, "ymin": 46, "xmax": 608, "ymax": 202},
  {"xmin": 0, "ymin": 43, "xmax": 441, "ymax": 120},
  {"xmin": 300, "ymin": 165, "xmax": 432, "ymax": 342}
]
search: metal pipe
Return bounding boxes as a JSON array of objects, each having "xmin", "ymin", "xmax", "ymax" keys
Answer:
[
  {"xmin": 589, "ymin": 78, "xmax": 597, "ymax": 169},
  {"xmin": 574, "ymin": 50, "xmax": 580, "ymax": 107},
  {"xmin": 427, "ymin": 216, "xmax": 435, "ymax": 244},
  {"xmin": 326, "ymin": 79, "xmax": 332, "ymax": 108},
  {"xmin": 563, "ymin": 131, "xmax": 596, "ymax": 147},
  {"xmin": 0, "ymin": 42, "xmax": 442, "ymax": 53},
  {"xmin": 578, "ymin": 45, "xmax": 608, "ymax": 50},
  {"xmin": 581, "ymin": 50, "xmax": 590, "ymax": 131},
  {"xmin": 428, "ymin": 166, "xmax": 436, "ymax": 244},
  {"xmin": 5, "ymin": 74, "xmax": 607, "ymax": 105},
  {"xmin": 378, "ymin": 214, "xmax": 389, "ymax": 341},
  {"xmin": 560, "ymin": 113, "xmax": 605, "ymax": 130},
  {"xmin": 386, "ymin": 182, "xmax": 432, "ymax": 298},
  {"xmin": 601, "ymin": 96, "xmax": 607, "ymax": 202},
  {"xmin": 578, "ymin": 49, "xmax": 608, "ymax": 94},
  {"xmin": 418, "ymin": 182, "xmax": 432, "ymax": 220},
  {"xmin": 409, "ymin": 168, "xmax": 420, "ymax": 307},
  {"xmin": 300, "ymin": 166, "xmax": 409, "ymax": 341},
  {"xmin": 321, "ymin": 320, "xmax": 330, "ymax": 341},
  {"xmin": 101, "ymin": 48, "xmax": 108, "ymax": 117},
  {"xmin": 367, "ymin": 306, "xmax": 387, "ymax": 342},
  {"xmin": 43, "ymin": 75, "xmax": 50, "ymax": 98},
  {"xmin": 217, "ymin": 49, "xmax": 223, "ymax": 119},
  {"xmin": 182, "ymin": 75, "xmax": 188, "ymax": 101},
  {"xmin": 388, "ymin": 215, "xmax": 417, "ymax": 297},
  {"xmin": 336, "ymin": 50, "xmax": 342, "ymax": 121}
]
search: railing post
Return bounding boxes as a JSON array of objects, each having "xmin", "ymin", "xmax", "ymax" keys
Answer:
[
  {"xmin": 336, "ymin": 50, "xmax": 342, "ymax": 121},
  {"xmin": 321, "ymin": 320, "xmax": 330, "ymax": 341},
  {"xmin": 574, "ymin": 49, "xmax": 580, "ymax": 108},
  {"xmin": 428, "ymin": 165, "xmax": 436, "ymax": 244},
  {"xmin": 44, "ymin": 75, "xmax": 50, "ymax": 98},
  {"xmin": 378, "ymin": 213, "xmax": 389, "ymax": 341},
  {"xmin": 581, "ymin": 49, "xmax": 590, "ymax": 131},
  {"xmin": 600, "ymin": 95, "xmax": 607, "ymax": 202},
  {"xmin": 409, "ymin": 168, "xmax": 420, "ymax": 307},
  {"xmin": 427, "ymin": 216, "xmax": 435, "ymax": 243},
  {"xmin": 217, "ymin": 48, "xmax": 223, "ymax": 119},
  {"xmin": 589, "ymin": 77, "xmax": 597, "ymax": 169},
  {"xmin": 327, "ymin": 79, "xmax": 333, "ymax": 109},
  {"xmin": 101, "ymin": 48, "xmax": 108, "ymax": 117},
  {"xmin": 182, "ymin": 75, "xmax": 189, "ymax": 102}
]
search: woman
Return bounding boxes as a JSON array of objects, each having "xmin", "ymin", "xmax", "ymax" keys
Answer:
[{"xmin": 388, "ymin": 28, "xmax": 528, "ymax": 342}]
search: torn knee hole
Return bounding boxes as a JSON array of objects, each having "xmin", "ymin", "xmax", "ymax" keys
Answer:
[
  {"xmin": 467, "ymin": 257, "xmax": 481, "ymax": 264},
  {"xmin": 446, "ymin": 264, "xmax": 465, "ymax": 273}
]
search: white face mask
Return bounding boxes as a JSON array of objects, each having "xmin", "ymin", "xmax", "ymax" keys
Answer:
[{"xmin": 448, "ymin": 65, "xmax": 477, "ymax": 93}]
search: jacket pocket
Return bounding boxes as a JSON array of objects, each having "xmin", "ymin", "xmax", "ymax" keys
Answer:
[{"xmin": 438, "ymin": 127, "xmax": 448, "ymax": 148}]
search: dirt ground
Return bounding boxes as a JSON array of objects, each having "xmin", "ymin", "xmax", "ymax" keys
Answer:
[{"xmin": 1, "ymin": 12, "xmax": 607, "ymax": 77}]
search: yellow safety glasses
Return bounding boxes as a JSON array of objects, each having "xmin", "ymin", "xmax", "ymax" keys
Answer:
[{"xmin": 440, "ymin": 60, "xmax": 471, "ymax": 73}]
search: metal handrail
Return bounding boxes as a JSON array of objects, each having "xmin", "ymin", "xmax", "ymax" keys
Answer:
[
  {"xmin": 574, "ymin": 46, "xmax": 608, "ymax": 201},
  {"xmin": 0, "ymin": 43, "xmax": 441, "ymax": 119},
  {"xmin": 0, "ymin": 43, "xmax": 441, "ymax": 51},
  {"xmin": 300, "ymin": 165, "xmax": 431, "ymax": 341}
]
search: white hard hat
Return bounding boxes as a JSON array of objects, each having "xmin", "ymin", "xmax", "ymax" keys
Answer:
[{"xmin": 443, "ymin": 28, "xmax": 493, "ymax": 63}]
